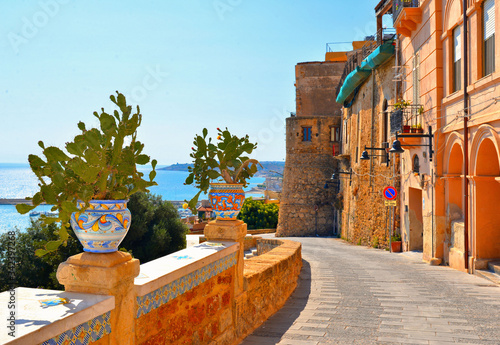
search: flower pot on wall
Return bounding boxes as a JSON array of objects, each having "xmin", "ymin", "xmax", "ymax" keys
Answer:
[
  {"xmin": 208, "ymin": 183, "xmax": 245, "ymax": 220},
  {"xmin": 70, "ymin": 200, "xmax": 131, "ymax": 253},
  {"xmin": 391, "ymin": 241, "xmax": 402, "ymax": 252}
]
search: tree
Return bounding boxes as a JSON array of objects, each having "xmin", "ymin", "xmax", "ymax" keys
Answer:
[
  {"xmin": 120, "ymin": 192, "xmax": 189, "ymax": 263},
  {"xmin": 0, "ymin": 221, "xmax": 81, "ymax": 292}
]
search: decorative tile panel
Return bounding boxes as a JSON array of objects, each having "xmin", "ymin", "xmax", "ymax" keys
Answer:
[
  {"xmin": 136, "ymin": 251, "xmax": 237, "ymax": 318},
  {"xmin": 40, "ymin": 311, "xmax": 111, "ymax": 345}
]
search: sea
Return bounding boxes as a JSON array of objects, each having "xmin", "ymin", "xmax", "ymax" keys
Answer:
[{"xmin": 0, "ymin": 163, "xmax": 265, "ymax": 234}]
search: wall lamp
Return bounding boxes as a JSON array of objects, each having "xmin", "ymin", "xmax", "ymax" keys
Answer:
[
  {"xmin": 360, "ymin": 142, "xmax": 390, "ymax": 166},
  {"xmin": 389, "ymin": 125, "xmax": 434, "ymax": 161},
  {"xmin": 326, "ymin": 168, "xmax": 352, "ymax": 187}
]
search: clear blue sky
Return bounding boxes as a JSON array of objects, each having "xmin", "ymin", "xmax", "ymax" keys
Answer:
[{"xmin": 1, "ymin": 0, "xmax": 384, "ymax": 165}]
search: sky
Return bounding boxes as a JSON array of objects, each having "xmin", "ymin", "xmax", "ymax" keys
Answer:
[{"xmin": 1, "ymin": 0, "xmax": 385, "ymax": 165}]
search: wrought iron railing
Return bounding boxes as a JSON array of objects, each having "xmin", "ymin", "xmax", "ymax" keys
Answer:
[
  {"xmin": 393, "ymin": 0, "xmax": 420, "ymax": 23},
  {"xmin": 389, "ymin": 104, "xmax": 424, "ymax": 134}
]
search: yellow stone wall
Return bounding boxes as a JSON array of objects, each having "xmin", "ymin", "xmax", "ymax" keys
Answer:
[{"xmin": 134, "ymin": 239, "xmax": 301, "ymax": 345}]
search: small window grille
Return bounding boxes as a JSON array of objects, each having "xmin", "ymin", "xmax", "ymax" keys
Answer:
[{"xmin": 302, "ymin": 127, "xmax": 312, "ymax": 141}]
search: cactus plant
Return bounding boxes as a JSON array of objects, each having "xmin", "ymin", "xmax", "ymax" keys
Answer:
[
  {"xmin": 184, "ymin": 128, "xmax": 261, "ymax": 212},
  {"xmin": 16, "ymin": 91, "xmax": 157, "ymax": 256}
]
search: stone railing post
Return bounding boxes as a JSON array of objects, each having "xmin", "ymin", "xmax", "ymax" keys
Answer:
[
  {"xmin": 204, "ymin": 219, "xmax": 247, "ymax": 295},
  {"xmin": 57, "ymin": 252, "xmax": 140, "ymax": 345}
]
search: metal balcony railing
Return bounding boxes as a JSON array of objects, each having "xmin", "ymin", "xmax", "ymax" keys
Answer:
[
  {"xmin": 389, "ymin": 104, "xmax": 424, "ymax": 134},
  {"xmin": 393, "ymin": 0, "xmax": 420, "ymax": 23}
]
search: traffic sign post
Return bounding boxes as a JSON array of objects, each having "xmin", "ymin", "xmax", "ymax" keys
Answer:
[{"xmin": 383, "ymin": 186, "xmax": 397, "ymax": 253}]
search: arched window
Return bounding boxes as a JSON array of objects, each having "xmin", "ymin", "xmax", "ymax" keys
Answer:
[{"xmin": 413, "ymin": 154, "xmax": 420, "ymax": 174}]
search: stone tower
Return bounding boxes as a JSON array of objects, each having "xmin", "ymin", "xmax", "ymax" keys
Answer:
[{"xmin": 277, "ymin": 60, "xmax": 345, "ymax": 237}]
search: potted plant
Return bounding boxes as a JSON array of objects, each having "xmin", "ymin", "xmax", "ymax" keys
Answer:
[
  {"xmin": 391, "ymin": 233, "xmax": 402, "ymax": 252},
  {"xmin": 415, "ymin": 123, "xmax": 424, "ymax": 133},
  {"xmin": 394, "ymin": 100, "xmax": 412, "ymax": 133},
  {"xmin": 410, "ymin": 124, "xmax": 417, "ymax": 133},
  {"xmin": 16, "ymin": 92, "xmax": 157, "ymax": 255},
  {"xmin": 185, "ymin": 128, "xmax": 262, "ymax": 220}
]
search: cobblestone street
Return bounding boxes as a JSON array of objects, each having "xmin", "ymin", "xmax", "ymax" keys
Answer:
[{"xmin": 241, "ymin": 237, "xmax": 500, "ymax": 345}]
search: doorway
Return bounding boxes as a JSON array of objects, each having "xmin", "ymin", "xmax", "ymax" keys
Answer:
[{"xmin": 408, "ymin": 187, "xmax": 423, "ymax": 251}]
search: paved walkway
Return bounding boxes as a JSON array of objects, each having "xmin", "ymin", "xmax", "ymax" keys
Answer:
[{"xmin": 240, "ymin": 237, "xmax": 500, "ymax": 345}]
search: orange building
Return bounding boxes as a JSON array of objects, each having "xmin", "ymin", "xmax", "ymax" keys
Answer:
[{"xmin": 393, "ymin": 0, "xmax": 500, "ymax": 272}]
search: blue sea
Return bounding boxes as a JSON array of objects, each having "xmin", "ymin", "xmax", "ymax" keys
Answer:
[{"xmin": 0, "ymin": 163, "xmax": 264, "ymax": 234}]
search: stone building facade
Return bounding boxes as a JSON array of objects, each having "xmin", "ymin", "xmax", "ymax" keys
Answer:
[
  {"xmin": 276, "ymin": 61, "xmax": 344, "ymax": 236},
  {"xmin": 339, "ymin": 55, "xmax": 401, "ymax": 248}
]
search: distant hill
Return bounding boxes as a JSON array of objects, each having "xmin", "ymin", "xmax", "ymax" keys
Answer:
[
  {"xmin": 159, "ymin": 163, "xmax": 191, "ymax": 171},
  {"xmin": 158, "ymin": 161, "xmax": 285, "ymax": 177}
]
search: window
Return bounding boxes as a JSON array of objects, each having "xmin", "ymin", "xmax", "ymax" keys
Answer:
[
  {"xmin": 382, "ymin": 99, "xmax": 389, "ymax": 145},
  {"xmin": 382, "ymin": 100, "xmax": 389, "ymax": 164},
  {"xmin": 412, "ymin": 52, "xmax": 421, "ymax": 125},
  {"xmin": 453, "ymin": 26, "xmax": 462, "ymax": 92},
  {"xmin": 302, "ymin": 127, "xmax": 312, "ymax": 141},
  {"xmin": 413, "ymin": 155, "xmax": 420, "ymax": 174},
  {"xmin": 483, "ymin": 0, "xmax": 495, "ymax": 76},
  {"xmin": 330, "ymin": 126, "xmax": 340, "ymax": 142}
]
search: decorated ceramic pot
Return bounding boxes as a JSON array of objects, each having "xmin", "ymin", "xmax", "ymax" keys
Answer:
[
  {"xmin": 70, "ymin": 200, "xmax": 131, "ymax": 253},
  {"xmin": 208, "ymin": 183, "xmax": 245, "ymax": 220}
]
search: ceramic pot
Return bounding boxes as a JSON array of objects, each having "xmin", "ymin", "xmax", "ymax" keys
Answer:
[
  {"xmin": 391, "ymin": 241, "xmax": 402, "ymax": 253},
  {"xmin": 70, "ymin": 200, "xmax": 131, "ymax": 253},
  {"xmin": 208, "ymin": 183, "xmax": 245, "ymax": 220},
  {"xmin": 402, "ymin": 125, "xmax": 411, "ymax": 133}
]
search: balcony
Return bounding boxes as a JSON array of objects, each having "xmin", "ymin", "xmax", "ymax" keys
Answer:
[
  {"xmin": 393, "ymin": 0, "xmax": 422, "ymax": 37},
  {"xmin": 390, "ymin": 104, "xmax": 424, "ymax": 134}
]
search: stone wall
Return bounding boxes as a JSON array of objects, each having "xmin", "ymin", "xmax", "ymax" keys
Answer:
[
  {"xmin": 277, "ymin": 116, "xmax": 340, "ymax": 236},
  {"xmin": 135, "ymin": 238, "xmax": 302, "ymax": 345},
  {"xmin": 295, "ymin": 61, "xmax": 345, "ymax": 117},
  {"xmin": 235, "ymin": 239, "xmax": 302, "ymax": 343},
  {"xmin": 136, "ymin": 267, "xmax": 236, "ymax": 344},
  {"xmin": 340, "ymin": 56, "xmax": 401, "ymax": 248},
  {"xmin": 6, "ymin": 233, "xmax": 301, "ymax": 345},
  {"xmin": 278, "ymin": 60, "xmax": 344, "ymax": 237}
]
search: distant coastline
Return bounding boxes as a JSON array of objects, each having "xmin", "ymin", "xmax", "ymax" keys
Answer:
[
  {"xmin": 0, "ymin": 199, "xmax": 34, "ymax": 205},
  {"xmin": 158, "ymin": 161, "xmax": 285, "ymax": 178}
]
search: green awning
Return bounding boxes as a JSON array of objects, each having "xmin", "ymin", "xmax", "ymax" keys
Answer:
[
  {"xmin": 363, "ymin": 42, "xmax": 395, "ymax": 69},
  {"xmin": 336, "ymin": 41, "xmax": 395, "ymax": 105},
  {"xmin": 335, "ymin": 66, "xmax": 371, "ymax": 104}
]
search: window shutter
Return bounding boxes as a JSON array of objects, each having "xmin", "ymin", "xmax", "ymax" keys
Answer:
[
  {"xmin": 484, "ymin": 0, "xmax": 495, "ymax": 40},
  {"xmin": 454, "ymin": 26, "xmax": 461, "ymax": 62}
]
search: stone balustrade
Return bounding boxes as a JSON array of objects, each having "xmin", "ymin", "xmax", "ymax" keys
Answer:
[{"xmin": 1, "ymin": 220, "xmax": 301, "ymax": 345}]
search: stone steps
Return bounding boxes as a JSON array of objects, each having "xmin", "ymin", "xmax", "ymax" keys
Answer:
[
  {"xmin": 488, "ymin": 260, "xmax": 500, "ymax": 275},
  {"xmin": 244, "ymin": 249, "xmax": 258, "ymax": 259},
  {"xmin": 475, "ymin": 260, "xmax": 500, "ymax": 286}
]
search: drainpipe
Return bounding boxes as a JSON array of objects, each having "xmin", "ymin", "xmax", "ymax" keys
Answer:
[
  {"xmin": 370, "ymin": 70, "xmax": 376, "ymax": 190},
  {"xmin": 463, "ymin": 0, "xmax": 469, "ymax": 271}
]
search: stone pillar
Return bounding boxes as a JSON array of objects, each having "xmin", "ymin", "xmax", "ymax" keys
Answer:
[
  {"xmin": 204, "ymin": 219, "xmax": 247, "ymax": 295},
  {"xmin": 57, "ymin": 252, "xmax": 140, "ymax": 345}
]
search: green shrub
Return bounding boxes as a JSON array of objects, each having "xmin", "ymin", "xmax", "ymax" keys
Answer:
[
  {"xmin": 121, "ymin": 192, "xmax": 189, "ymax": 263},
  {"xmin": 237, "ymin": 198, "xmax": 279, "ymax": 230}
]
